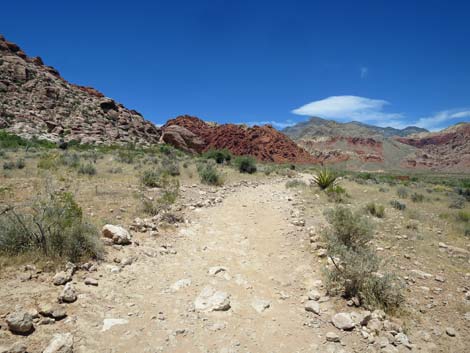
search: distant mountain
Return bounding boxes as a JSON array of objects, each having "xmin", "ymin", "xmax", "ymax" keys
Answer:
[
  {"xmin": 283, "ymin": 116, "xmax": 428, "ymax": 140},
  {"xmin": 283, "ymin": 116, "xmax": 469, "ymax": 172}
]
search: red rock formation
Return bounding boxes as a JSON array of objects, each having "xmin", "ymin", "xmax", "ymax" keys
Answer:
[{"xmin": 162, "ymin": 115, "xmax": 317, "ymax": 164}]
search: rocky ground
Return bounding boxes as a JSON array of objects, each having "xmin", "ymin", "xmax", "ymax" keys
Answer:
[{"xmin": 1, "ymin": 174, "xmax": 469, "ymax": 353}]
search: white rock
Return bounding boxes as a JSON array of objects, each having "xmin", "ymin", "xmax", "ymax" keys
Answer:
[
  {"xmin": 326, "ymin": 331, "xmax": 340, "ymax": 342},
  {"xmin": 43, "ymin": 333, "xmax": 73, "ymax": 353},
  {"xmin": 84, "ymin": 277, "xmax": 98, "ymax": 286},
  {"xmin": 332, "ymin": 312, "xmax": 355, "ymax": 330},
  {"xmin": 305, "ymin": 300, "xmax": 321, "ymax": 315},
  {"xmin": 251, "ymin": 299, "xmax": 271, "ymax": 313},
  {"xmin": 194, "ymin": 286, "xmax": 231, "ymax": 312},
  {"xmin": 102, "ymin": 224, "xmax": 132, "ymax": 245},
  {"xmin": 52, "ymin": 271, "xmax": 71, "ymax": 286},
  {"xmin": 101, "ymin": 318, "xmax": 129, "ymax": 332},
  {"xmin": 170, "ymin": 278, "xmax": 192, "ymax": 292},
  {"xmin": 307, "ymin": 289, "xmax": 321, "ymax": 301},
  {"xmin": 58, "ymin": 283, "xmax": 77, "ymax": 303}
]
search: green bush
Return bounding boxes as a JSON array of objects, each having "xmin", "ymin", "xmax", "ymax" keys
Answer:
[
  {"xmin": 198, "ymin": 163, "xmax": 222, "ymax": 186},
  {"xmin": 366, "ymin": 202, "xmax": 385, "ymax": 218},
  {"xmin": 449, "ymin": 196, "xmax": 466, "ymax": 209},
  {"xmin": 456, "ymin": 211, "xmax": 470, "ymax": 223},
  {"xmin": 234, "ymin": 156, "xmax": 257, "ymax": 174},
  {"xmin": 0, "ymin": 191, "xmax": 102, "ymax": 262},
  {"xmin": 140, "ymin": 175, "xmax": 179, "ymax": 216},
  {"xmin": 323, "ymin": 206, "xmax": 403, "ymax": 311},
  {"xmin": 410, "ymin": 192, "xmax": 424, "ymax": 203},
  {"xmin": 390, "ymin": 200, "xmax": 406, "ymax": 211},
  {"xmin": 141, "ymin": 169, "xmax": 167, "ymax": 188},
  {"xmin": 78, "ymin": 163, "xmax": 97, "ymax": 176},
  {"xmin": 60, "ymin": 153, "xmax": 81, "ymax": 168},
  {"xmin": 396, "ymin": 187, "xmax": 409, "ymax": 199},
  {"xmin": 313, "ymin": 168, "xmax": 337, "ymax": 190},
  {"xmin": 325, "ymin": 185, "xmax": 347, "ymax": 203},
  {"xmin": 204, "ymin": 149, "xmax": 232, "ymax": 164},
  {"xmin": 3, "ymin": 161, "xmax": 15, "ymax": 170}
]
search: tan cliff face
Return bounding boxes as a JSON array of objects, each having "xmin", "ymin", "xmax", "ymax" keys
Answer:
[{"xmin": 0, "ymin": 34, "xmax": 161, "ymax": 145}]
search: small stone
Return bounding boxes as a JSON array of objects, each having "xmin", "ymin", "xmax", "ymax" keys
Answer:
[
  {"xmin": 39, "ymin": 317, "xmax": 55, "ymax": 325},
  {"xmin": 43, "ymin": 333, "xmax": 74, "ymax": 353},
  {"xmin": 53, "ymin": 271, "xmax": 71, "ymax": 286},
  {"xmin": 332, "ymin": 313, "xmax": 355, "ymax": 331},
  {"xmin": 307, "ymin": 289, "xmax": 321, "ymax": 301},
  {"xmin": 6, "ymin": 311, "xmax": 33, "ymax": 335},
  {"xmin": 3, "ymin": 342, "xmax": 27, "ymax": 353},
  {"xmin": 102, "ymin": 224, "xmax": 132, "ymax": 245},
  {"xmin": 445, "ymin": 327, "xmax": 456, "ymax": 337},
  {"xmin": 208, "ymin": 266, "xmax": 227, "ymax": 276},
  {"xmin": 305, "ymin": 300, "xmax": 321, "ymax": 315},
  {"xmin": 58, "ymin": 283, "xmax": 77, "ymax": 303},
  {"xmin": 194, "ymin": 286, "xmax": 231, "ymax": 312},
  {"xmin": 102, "ymin": 318, "xmax": 129, "ymax": 332},
  {"xmin": 326, "ymin": 332, "xmax": 340, "ymax": 342},
  {"xmin": 84, "ymin": 277, "xmax": 98, "ymax": 286},
  {"xmin": 170, "ymin": 278, "xmax": 192, "ymax": 292},
  {"xmin": 251, "ymin": 299, "xmax": 271, "ymax": 313}
]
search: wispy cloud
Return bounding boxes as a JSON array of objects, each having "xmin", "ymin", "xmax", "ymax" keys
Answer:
[
  {"xmin": 291, "ymin": 95, "xmax": 470, "ymax": 131},
  {"xmin": 291, "ymin": 95, "xmax": 404, "ymax": 125},
  {"xmin": 360, "ymin": 67, "xmax": 368, "ymax": 79},
  {"xmin": 415, "ymin": 109, "xmax": 470, "ymax": 130}
]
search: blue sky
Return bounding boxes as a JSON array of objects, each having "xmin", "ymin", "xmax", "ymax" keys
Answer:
[{"xmin": 2, "ymin": 0, "xmax": 470, "ymax": 130}]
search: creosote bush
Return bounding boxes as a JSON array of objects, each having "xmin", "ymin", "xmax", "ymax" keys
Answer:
[
  {"xmin": 325, "ymin": 185, "xmax": 347, "ymax": 203},
  {"xmin": 390, "ymin": 200, "xmax": 406, "ymax": 211},
  {"xmin": 323, "ymin": 206, "xmax": 403, "ymax": 312},
  {"xmin": 410, "ymin": 192, "xmax": 425, "ymax": 203},
  {"xmin": 140, "ymin": 174, "xmax": 179, "ymax": 216},
  {"xmin": 234, "ymin": 156, "xmax": 257, "ymax": 174},
  {"xmin": 197, "ymin": 163, "xmax": 222, "ymax": 186},
  {"xmin": 0, "ymin": 190, "xmax": 102, "ymax": 263},
  {"xmin": 396, "ymin": 187, "xmax": 409, "ymax": 199},
  {"xmin": 203, "ymin": 149, "xmax": 232, "ymax": 164},
  {"xmin": 285, "ymin": 179, "xmax": 307, "ymax": 189},
  {"xmin": 366, "ymin": 202, "xmax": 385, "ymax": 218},
  {"xmin": 313, "ymin": 168, "xmax": 337, "ymax": 190},
  {"xmin": 78, "ymin": 163, "xmax": 97, "ymax": 176}
]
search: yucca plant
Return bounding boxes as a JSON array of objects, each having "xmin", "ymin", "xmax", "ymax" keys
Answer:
[{"xmin": 313, "ymin": 168, "xmax": 337, "ymax": 190}]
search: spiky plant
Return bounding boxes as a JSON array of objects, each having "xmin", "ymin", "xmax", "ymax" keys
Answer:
[{"xmin": 313, "ymin": 168, "xmax": 337, "ymax": 190}]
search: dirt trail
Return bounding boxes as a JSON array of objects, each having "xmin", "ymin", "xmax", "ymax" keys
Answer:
[{"xmin": 71, "ymin": 179, "xmax": 338, "ymax": 353}]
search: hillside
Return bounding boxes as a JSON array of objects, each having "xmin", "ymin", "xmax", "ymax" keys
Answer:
[
  {"xmin": 284, "ymin": 116, "xmax": 469, "ymax": 171},
  {"xmin": 283, "ymin": 116, "xmax": 427, "ymax": 140},
  {"xmin": 161, "ymin": 115, "xmax": 317, "ymax": 163},
  {"xmin": 0, "ymin": 35, "xmax": 161, "ymax": 145}
]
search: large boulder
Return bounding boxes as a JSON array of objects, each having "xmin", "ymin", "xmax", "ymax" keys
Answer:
[
  {"xmin": 5, "ymin": 311, "xmax": 34, "ymax": 335},
  {"xmin": 160, "ymin": 125, "xmax": 205, "ymax": 154},
  {"xmin": 101, "ymin": 224, "xmax": 132, "ymax": 245}
]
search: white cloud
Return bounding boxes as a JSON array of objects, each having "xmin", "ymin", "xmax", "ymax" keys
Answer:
[
  {"xmin": 360, "ymin": 67, "xmax": 368, "ymax": 79},
  {"xmin": 291, "ymin": 95, "xmax": 404, "ymax": 125},
  {"xmin": 415, "ymin": 109, "xmax": 470, "ymax": 130}
]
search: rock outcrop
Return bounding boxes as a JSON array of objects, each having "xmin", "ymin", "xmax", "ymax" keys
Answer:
[
  {"xmin": 162, "ymin": 115, "xmax": 317, "ymax": 163},
  {"xmin": 0, "ymin": 35, "xmax": 161, "ymax": 145}
]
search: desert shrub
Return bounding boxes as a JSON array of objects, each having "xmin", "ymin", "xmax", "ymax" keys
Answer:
[
  {"xmin": 0, "ymin": 191, "xmax": 102, "ymax": 262},
  {"xmin": 3, "ymin": 158, "xmax": 25, "ymax": 170},
  {"xmin": 37, "ymin": 153, "xmax": 60, "ymax": 170},
  {"xmin": 378, "ymin": 187, "xmax": 388, "ymax": 193},
  {"xmin": 0, "ymin": 130, "xmax": 56, "ymax": 149},
  {"xmin": 366, "ymin": 202, "xmax": 385, "ymax": 218},
  {"xmin": 161, "ymin": 158, "xmax": 180, "ymax": 176},
  {"xmin": 234, "ymin": 156, "xmax": 257, "ymax": 174},
  {"xmin": 285, "ymin": 179, "xmax": 307, "ymax": 188},
  {"xmin": 455, "ymin": 187, "xmax": 470, "ymax": 201},
  {"xmin": 313, "ymin": 168, "xmax": 337, "ymax": 190},
  {"xmin": 204, "ymin": 149, "xmax": 232, "ymax": 164},
  {"xmin": 78, "ymin": 163, "xmax": 97, "ymax": 176},
  {"xmin": 3, "ymin": 161, "xmax": 15, "ymax": 170},
  {"xmin": 59, "ymin": 152, "xmax": 81, "ymax": 168},
  {"xmin": 449, "ymin": 195, "xmax": 466, "ymax": 209},
  {"xmin": 323, "ymin": 206, "xmax": 403, "ymax": 311},
  {"xmin": 140, "ymin": 175, "xmax": 179, "ymax": 216},
  {"xmin": 108, "ymin": 167, "xmax": 123, "ymax": 174},
  {"xmin": 396, "ymin": 187, "xmax": 409, "ymax": 199},
  {"xmin": 410, "ymin": 192, "xmax": 425, "ymax": 203},
  {"xmin": 456, "ymin": 211, "xmax": 470, "ymax": 223},
  {"xmin": 390, "ymin": 200, "xmax": 406, "ymax": 211},
  {"xmin": 117, "ymin": 149, "xmax": 139, "ymax": 164},
  {"xmin": 197, "ymin": 163, "xmax": 222, "ymax": 186},
  {"xmin": 325, "ymin": 185, "xmax": 347, "ymax": 203},
  {"xmin": 141, "ymin": 169, "xmax": 166, "ymax": 188}
]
